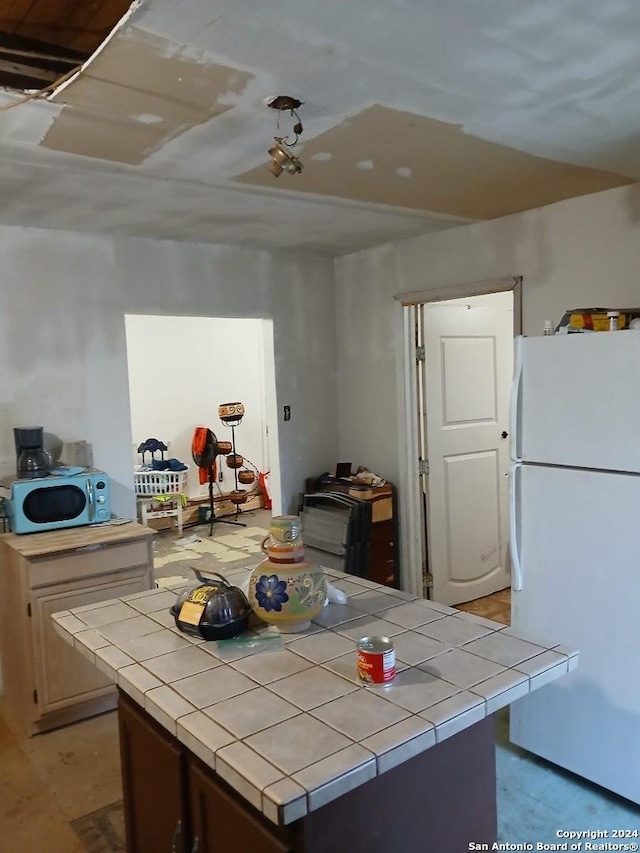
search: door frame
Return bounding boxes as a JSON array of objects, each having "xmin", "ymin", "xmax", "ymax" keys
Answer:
[
  {"xmin": 394, "ymin": 277, "xmax": 523, "ymax": 597},
  {"xmin": 124, "ymin": 314, "xmax": 282, "ymax": 518}
]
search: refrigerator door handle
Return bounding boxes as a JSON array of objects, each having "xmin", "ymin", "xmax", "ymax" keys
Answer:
[
  {"xmin": 510, "ymin": 336, "xmax": 524, "ymax": 463},
  {"xmin": 509, "ymin": 462, "xmax": 523, "ymax": 591}
]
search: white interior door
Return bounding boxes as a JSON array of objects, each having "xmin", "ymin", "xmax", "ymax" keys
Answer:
[{"xmin": 423, "ymin": 293, "xmax": 513, "ymax": 604}]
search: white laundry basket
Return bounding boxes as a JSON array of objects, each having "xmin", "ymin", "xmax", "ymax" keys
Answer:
[
  {"xmin": 134, "ymin": 467, "xmax": 188, "ymax": 534},
  {"xmin": 133, "ymin": 468, "xmax": 188, "ymax": 496}
]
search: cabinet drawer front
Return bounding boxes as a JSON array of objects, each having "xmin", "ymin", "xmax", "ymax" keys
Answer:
[
  {"xmin": 29, "ymin": 540, "xmax": 150, "ymax": 587},
  {"xmin": 372, "ymin": 498, "xmax": 392, "ymax": 523}
]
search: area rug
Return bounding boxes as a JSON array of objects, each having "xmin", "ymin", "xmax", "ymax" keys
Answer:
[{"xmin": 70, "ymin": 800, "xmax": 125, "ymax": 852}]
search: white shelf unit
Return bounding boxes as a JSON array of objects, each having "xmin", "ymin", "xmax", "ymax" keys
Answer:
[{"xmin": 134, "ymin": 468, "xmax": 188, "ymax": 535}]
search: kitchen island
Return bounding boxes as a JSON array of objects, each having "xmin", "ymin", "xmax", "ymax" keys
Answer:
[{"xmin": 52, "ymin": 568, "xmax": 577, "ymax": 853}]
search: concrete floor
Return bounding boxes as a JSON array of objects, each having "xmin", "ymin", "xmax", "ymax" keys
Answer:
[
  {"xmin": 496, "ymin": 706, "xmax": 640, "ymax": 844},
  {"xmin": 0, "ymin": 509, "xmax": 273, "ymax": 853},
  {"xmin": 2, "ymin": 536, "xmax": 639, "ymax": 850},
  {"xmin": 0, "ymin": 700, "xmax": 121, "ymax": 852},
  {"xmin": 465, "ymin": 590, "xmax": 640, "ymax": 842}
]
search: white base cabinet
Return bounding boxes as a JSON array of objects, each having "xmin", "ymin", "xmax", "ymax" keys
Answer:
[{"xmin": 0, "ymin": 522, "xmax": 154, "ymax": 735}]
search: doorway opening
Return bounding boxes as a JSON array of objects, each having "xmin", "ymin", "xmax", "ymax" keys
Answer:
[
  {"xmin": 399, "ymin": 278, "xmax": 522, "ymax": 604},
  {"xmin": 124, "ymin": 314, "xmax": 281, "ymax": 527}
]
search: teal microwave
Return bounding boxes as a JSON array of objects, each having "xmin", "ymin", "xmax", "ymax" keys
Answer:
[{"xmin": 6, "ymin": 471, "xmax": 111, "ymax": 534}]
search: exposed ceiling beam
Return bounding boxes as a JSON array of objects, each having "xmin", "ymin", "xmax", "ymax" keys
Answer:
[
  {"xmin": 0, "ymin": 57, "xmax": 61, "ymax": 85},
  {"xmin": 0, "ymin": 29, "xmax": 83, "ymax": 90}
]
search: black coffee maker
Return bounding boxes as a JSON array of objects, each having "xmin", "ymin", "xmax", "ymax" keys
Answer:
[{"xmin": 14, "ymin": 426, "xmax": 51, "ymax": 479}]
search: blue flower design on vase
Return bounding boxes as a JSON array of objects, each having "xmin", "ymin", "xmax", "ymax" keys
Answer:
[
  {"xmin": 254, "ymin": 574, "xmax": 289, "ymax": 612},
  {"xmin": 248, "ymin": 514, "xmax": 326, "ymax": 633}
]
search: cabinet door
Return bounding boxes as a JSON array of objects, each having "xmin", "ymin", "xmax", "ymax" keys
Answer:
[
  {"xmin": 31, "ymin": 568, "xmax": 149, "ymax": 714},
  {"xmin": 188, "ymin": 757, "xmax": 294, "ymax": 853},
  {"xmin": 119, "ymin": 692, "xmax": 188, "ymax": 853},
  {"xmin": 369, "ymin": 520, "xmax": 396, "ymax": 587}
]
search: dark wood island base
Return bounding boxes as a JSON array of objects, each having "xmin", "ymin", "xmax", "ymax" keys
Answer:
[{"xmin": 118, "ymin": 689, "xmax": 497, "ymax": 853}]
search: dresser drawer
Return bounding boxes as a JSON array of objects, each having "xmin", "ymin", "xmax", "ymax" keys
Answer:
[
  {"xmin": 371, "ymin": 497, "xmax": 392, "ymax": 523},
  {"xmin": 29, "ymin": 539, "xmax": 150, "ymax": 588}
]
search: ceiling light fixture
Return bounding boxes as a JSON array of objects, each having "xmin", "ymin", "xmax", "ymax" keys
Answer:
[
  {"xmin": 268, "ymin": 140, "xmax": 303, "ymax": 176},
  {"xmin": 266, "ymin": 94, "xmax": 304, "ymax": 177}
]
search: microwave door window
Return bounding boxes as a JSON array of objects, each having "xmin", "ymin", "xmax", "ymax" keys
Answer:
[{"xmin": 23, "ymin": 485, "xmax": 86, "ymax": 523}]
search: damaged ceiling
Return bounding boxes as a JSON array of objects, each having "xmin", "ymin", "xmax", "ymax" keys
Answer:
[
  {"xmin": 0, "ymin": 0, "xmax": 639, "ymax": 254},
  {"xmin": 0, "ymin": 0, "xmax": 132, "ymax": 89}
]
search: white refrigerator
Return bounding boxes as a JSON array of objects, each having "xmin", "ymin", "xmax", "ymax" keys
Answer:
[{"xmin": 509, "ymin": 331, "xmax": 640, "ymax": 804}]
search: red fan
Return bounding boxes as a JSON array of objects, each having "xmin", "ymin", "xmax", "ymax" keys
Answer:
[{"xmin": 191, "ymin": 427, "xmax": 219, "ymax": 485}]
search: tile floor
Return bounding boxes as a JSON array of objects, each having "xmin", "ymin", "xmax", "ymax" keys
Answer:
[
  {"xmin": 152, "ymin": 508, "xmax": 272, "ymax": 583},
  {"xmin": 2, "ymin": 559, "xmax": 639, "ymax": 850},
  {"xmin": 456, "ymin": 586, "xmax": 511, "ymax": 625}
]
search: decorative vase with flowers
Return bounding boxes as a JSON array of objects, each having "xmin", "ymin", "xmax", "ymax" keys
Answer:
[{"xmin": 247, "ymin": 515, "xmax": 326, "ymax": 633}]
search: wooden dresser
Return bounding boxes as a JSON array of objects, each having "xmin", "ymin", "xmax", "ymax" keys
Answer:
[
  {"xmin": 302, "ymin": 479, "xmax": 399, "ymax": 588},
  {"xmin": 0, "ymin": 522, "xmax": 154, "ymax": 735}
]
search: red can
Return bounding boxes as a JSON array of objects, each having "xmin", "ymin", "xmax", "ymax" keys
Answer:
[{"xmin": 357, "ymin": 636, "xmax": 396, "ymax": 684}]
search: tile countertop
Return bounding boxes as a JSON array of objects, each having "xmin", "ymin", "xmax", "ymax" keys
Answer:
[{"xmin": 51, "ymin": 569, "xmax": 577, "ymax": 826}]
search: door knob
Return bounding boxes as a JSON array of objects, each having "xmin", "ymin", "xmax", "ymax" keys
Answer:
[{"xmin": 501, "ymin": 431, "xmax": 509, "ymax": 439}]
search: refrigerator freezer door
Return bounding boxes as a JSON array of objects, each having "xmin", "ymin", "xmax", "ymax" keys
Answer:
[
  {"xmin": 510, "ymin": 463, "xmax": 640, "ymax": 803},
  {"xmin": 518, "ymin": 333, "xmax": 640, "ymax": 473}
]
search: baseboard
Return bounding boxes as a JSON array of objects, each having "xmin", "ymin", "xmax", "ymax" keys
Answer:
[{"xmin": 143, "ymin": 493, "xmax": 265, "ymax": 531}]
